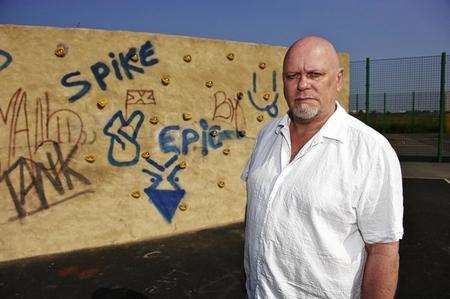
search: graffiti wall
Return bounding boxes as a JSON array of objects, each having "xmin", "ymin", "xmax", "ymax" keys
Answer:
[{"xmin": 0, "ymin": 25, "xmax": 349, "ymax": 262}]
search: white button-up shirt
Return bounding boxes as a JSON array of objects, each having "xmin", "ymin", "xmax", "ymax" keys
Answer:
[{"xmin": 242, "ymin": 103, "xmax": 404, "ymax": 299}]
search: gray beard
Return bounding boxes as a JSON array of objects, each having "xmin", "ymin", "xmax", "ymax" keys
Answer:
[{"xmin": 289, "ymin": 103, "xmax": 320, "ymax": 122}]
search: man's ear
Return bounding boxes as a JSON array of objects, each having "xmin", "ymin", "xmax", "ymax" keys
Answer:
[{"xmin": 336, "ymin": 68, "xmax": 344, "ymax": 92}]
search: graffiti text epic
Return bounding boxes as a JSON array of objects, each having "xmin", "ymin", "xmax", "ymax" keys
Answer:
[{"xmin": 159, "ymin": 119, "xmax": 238, "ymax": 156}]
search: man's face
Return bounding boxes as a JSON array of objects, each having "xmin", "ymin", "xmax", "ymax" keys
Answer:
[{"xmin": 283, "ymin": 42, "xmax": 343, "ymax": 122}]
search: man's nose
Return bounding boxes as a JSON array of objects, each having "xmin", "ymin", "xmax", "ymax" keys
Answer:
[{"xmin": 297, "ymin": 76, "xmax": 310, "ymax": 90}]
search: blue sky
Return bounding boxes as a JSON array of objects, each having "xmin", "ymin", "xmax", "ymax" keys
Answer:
[{"xmin": 0, "ymin": 0, "xmax": 449, "ymax": 61}]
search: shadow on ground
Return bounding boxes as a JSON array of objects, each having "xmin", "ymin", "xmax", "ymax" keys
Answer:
[{"xmin": 0, "ymin": 179, "xmax": 449, "ymax": 298}]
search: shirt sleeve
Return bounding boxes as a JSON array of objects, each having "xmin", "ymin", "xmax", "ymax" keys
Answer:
[
  {"xmin": 356, "ymin": 144, "xmax": 404, "ymax": 244},
  {"xmin": 241, "ymin": 157, "xmax": 251, "ymax": 182},
  {"xmin": 241, "ymin": 128, "xmax": 264, "ymax": 182}
]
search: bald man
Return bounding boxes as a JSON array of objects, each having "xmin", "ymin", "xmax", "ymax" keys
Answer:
[{"xmin": 242, "ymin": 36, "xmax": 403, "ymax": 298}]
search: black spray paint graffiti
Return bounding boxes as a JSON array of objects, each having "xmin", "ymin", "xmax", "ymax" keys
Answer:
[
  {"xmin": 0, "ymin": 49, "xmax": 13, "ymax": 72},
  {"xmin": 125, "ymin": 89, "xmax": 156, "ymax": 118},
  {"xmin": 211, "ymin": 90, "xmax": 246, "ymax": 132},
  {"xmin": 0, "ymin": 142, "xmax": 91, "ymax": 218},
  {"xmin": 247, "ymin": 70, "xmax": 279, "ymax": 117}
]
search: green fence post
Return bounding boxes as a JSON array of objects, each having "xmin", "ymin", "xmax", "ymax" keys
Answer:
[
  {"xmin": 437, "ymin": 52, "xmax": 446, "ymax": 162},
  {"xmin": 365, "ymin": 58, "xmax": 370, "ymax": 124},
  {"xmin": 382, "ymin": 92, "xmax": 387, "ymax": 132},
  {"xmin": 356, "ymin": 93, "xmax": 359, "ymax": 112},
  {"xmin": 412, "ymin": 91, "xmax": 415, "ymax": 133}
]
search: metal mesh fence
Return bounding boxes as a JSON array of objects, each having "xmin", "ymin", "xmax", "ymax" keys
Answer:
[{"xmin": 349, "ymin": 54, "xmax": 449, "ymax": 161}]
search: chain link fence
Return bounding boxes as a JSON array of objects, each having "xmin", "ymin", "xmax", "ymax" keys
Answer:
[{"xmin": 349, "ymin": 53, "xmax": 449, "ymax": 162}]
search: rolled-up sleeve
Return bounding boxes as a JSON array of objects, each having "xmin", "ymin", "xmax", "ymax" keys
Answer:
[{"xmin": 356, "ymin": 144, "xmax": 404, "ymax": 244}]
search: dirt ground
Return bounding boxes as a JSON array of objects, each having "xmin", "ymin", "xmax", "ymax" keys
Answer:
[{"xmin": 0, "ymin": 178, "xmax": 449, "ymax": 298}]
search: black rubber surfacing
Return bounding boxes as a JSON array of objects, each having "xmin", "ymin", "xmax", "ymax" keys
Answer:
[{"xmin": 0, "ymin": 178, "xmax": 448, "ymax": 298}]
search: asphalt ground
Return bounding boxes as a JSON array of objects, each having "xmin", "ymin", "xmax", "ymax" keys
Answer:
[
  {"xmin": 0, "ymin": 178, "xmax": 449, "ymax": 299},
  {"xmin": 384, "ymin": 133, "xmax": 450, "ymax": 162}
]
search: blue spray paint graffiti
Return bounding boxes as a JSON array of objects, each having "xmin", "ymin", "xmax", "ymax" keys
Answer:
[
  {"xmin": 142, "ymin": 155, "xmax": 185, "ymax": 222},
  {"xmin": 61, "ymin": 40, "xmax": 159, "ymax": 103},
  {"xmin": 102, "ymin": 112, "xmax": 241, "ymax": 222},
  {"xmin": 247, "ymin": 70, "xmax": 279, "ymax": 117},
  {"xmin": 0, "ymin": 49, "xmax": 13, "ymax": 72},
  {"xmin": 159, "ymin": 118, "xmax": 238, "ymax": 156},
  {"xmin": 103, "ymin": 110, "xmax": 144, "ymax": 167},
  {"xmin": 103, "ymin": 112, "xmax": 239, "ymax": 168}
]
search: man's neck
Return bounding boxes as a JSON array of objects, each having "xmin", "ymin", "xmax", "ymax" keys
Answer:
[
  {"xmin": 289, "ymin": 106, "xmax": 335, "ymax": 139},
  {"xmin": 287, "ymin": 104, "xmax": 336, "ymax": 162}
]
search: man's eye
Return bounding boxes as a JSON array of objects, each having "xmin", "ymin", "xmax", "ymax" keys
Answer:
[
  {"xmin": 308, "ymin": 72, "xmax": 322, "ymax": 79},
  {"xmin": 285, "ymin": 73, "xmax": 299, "ymax": 80}
]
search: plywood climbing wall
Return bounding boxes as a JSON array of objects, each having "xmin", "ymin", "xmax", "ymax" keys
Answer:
[{"xmin": 0, "ymin": 25, "xmax": 349, "ymax": 262}]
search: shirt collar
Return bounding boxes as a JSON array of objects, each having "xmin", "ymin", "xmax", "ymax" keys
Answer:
[
  {"xmin": 318, "ymin": 101, "xmax": 348, "ymax": 143},
  {"xmin": 275, "ymin": 114, "xmax": 290, "ymax": 135},
  {"xmin": 274, "ymin": 101, "xmax": 348, "ymax": 143}
]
